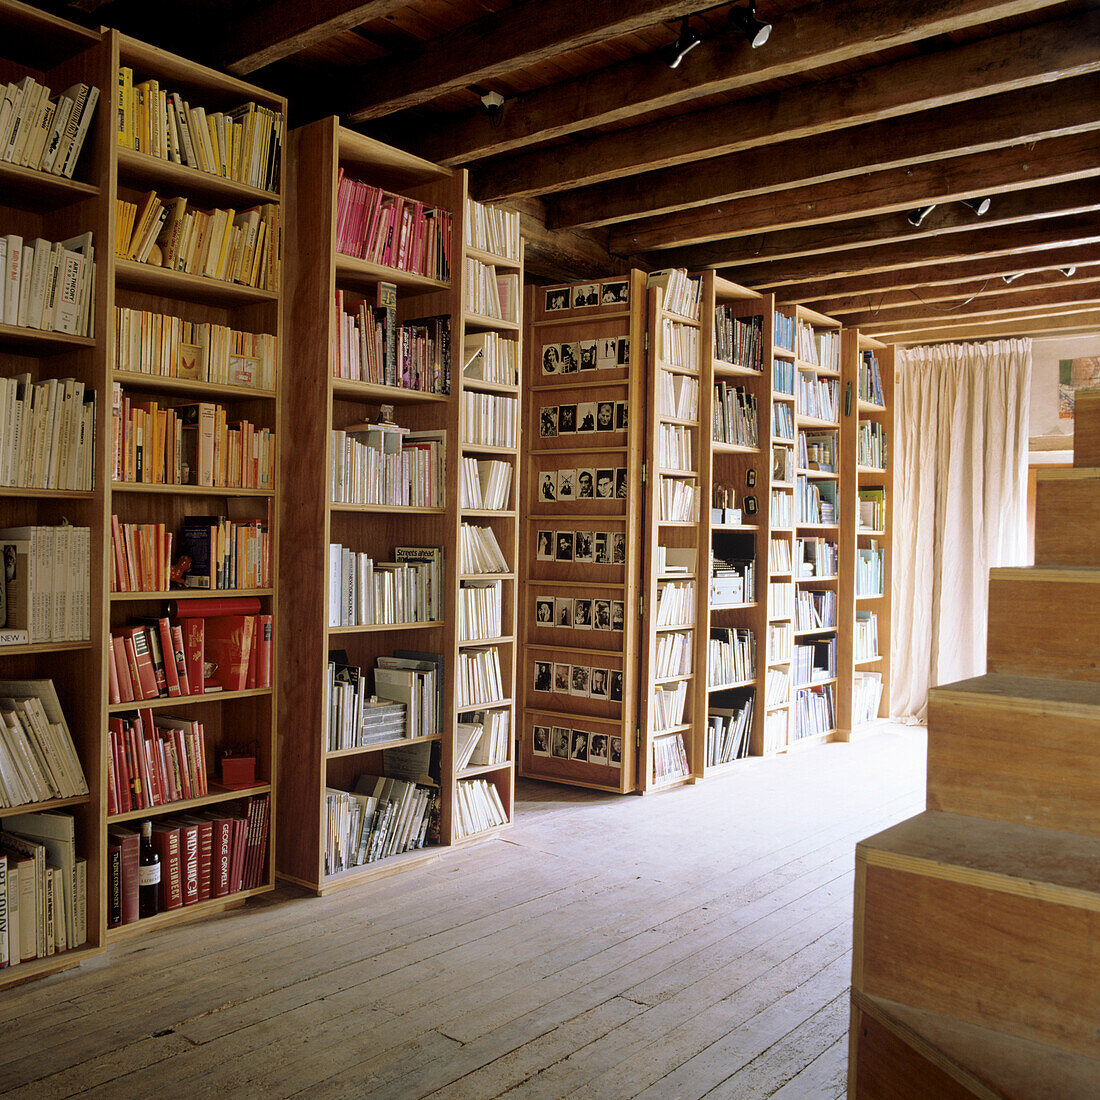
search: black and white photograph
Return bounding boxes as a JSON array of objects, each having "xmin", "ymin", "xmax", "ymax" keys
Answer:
[
  {"xmin": 593, "ymin": 599, "xmax": 611, "ymax": 630},
  {"xmin": 597, "ymin": 401, "xmax": 615, "ymax": 431},
  {"xmin": 579, "ymin": 340, "xmax": 597, "ymax": 370},
  {"xmin": 577, "ymin": 402, "xmax": 596, "ymax": 432},
  {"xmin": 557, "ymin": 469, "xmax": 575, "ymax": 499},
  {"xmin": 613, "ymin": 532, "xmax": 626, "ymax": 563},
  {"xmin": 589, "ymin": 667, "xmax": 609, "ymax": 698},
  {"xmin": 536, "ymin": 530, "xmax": 554, "ymax": 560},
  {"xmin": 533, "ymin": 661, "xmax": 552, "ymax": 692},
  {"xmin": 594, "ymin": 532, "xmax": 610, "ymax": 564},
  {"xmin": 554, "ymin": 663, "xmax": 571, "ymax": 691},
  {"xmin": 617, "ymin": 337, "xmax": 630, "ymax": 365},
  {"xmin": 557, "ymin": 404, "xmax": 577, "ymax": 433},
  {"xmin": 574, "ymin": 530, "xmax": 593, "ymax": 563},
  {"xmin": 544, "ymin": 288, "xmax": 569, "ymax": 312},
  {"xmin": 541, "ymin": 344, "xmax": 561, "ymax": 374},
  {"xmin": 612, "ymin": 600, "xmax": 625, "ymax": 630},
  {"xmin": 610, "ymin": 670, "xmax": 624, "ymax": 702},
  {"xmin": 573, "ymin": 283, "xmax": 598, "ymax": 308},
  {"xmin": 610, "ymin": 735, "xmax": 622, "ymax": 765},
  {"xmin": 576, "ymin": 469, "xmax": 594, "ymax": 499},
  {"xmin": 536, "ymin": 597, "xmax": 554, "ymax": 623},
  {"xmin": 555, "ymin": 531, "xmax": 574, "ymax": 562},
  {"xmin": 555, "ymin": 597, "xmax": 572, "ymax": 626},
  {"xmin": 596, "ymin": 469, "xmax": 616, "ymax": 499},
  {"xmin": 539, "ymin": 472, "xmax": 556, "ymax": 501},
  {"xmin": 601, "ymin": 280, "xmax": 629, "ymax": 304},
  {"xmin": 570, "ymin": 664, "xmax": 589, "ymax": 696},
  {"xmin": 551, "ymin": 726, "xmax": 570, "ymax": 758},
  {"xmin": 573, "ymin": 598, "xmax": 592, "ymax": 629},
  {"xmin": 560, "ymin": 342, "xmax": 579, "ymax": 373},
  {"xmin": 532, "ymin": 725, "xmax": 551, "ymax": 755},
  {"xmin": 539, "ymin": 406, "xmax": 557, "ymax": 438},
  {"xmin": 616, "ymin": 401, "xmax": 628, "ymax": 430},
  {"xmin": 570, "ymin": 729, "xmax": 589, "ymax": 760},
  {"xmin": 616, "ymin": 467, "xmax": 628, "ymax": 498},
  {"xmin": 597, "ymin": 337, "xmax": 618, "ymax": 370},
  {"xmin": 589, "ymin": 732, "xmax": 610, "ymax": 765}
]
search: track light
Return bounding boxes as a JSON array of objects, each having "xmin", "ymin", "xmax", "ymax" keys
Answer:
[
  {"xmin": 907, "ymin": 205, "xmax": 936, "ymax": 227},
  {"xmin": 728, "ymin": 2, "xmax": 772, "ymax": 48},
  {"xmin": 664, "ymin": 18, "xmax": 702, "ymax": 68},
  {"xmin": 960, "ymin": 196, "xmax": 991, "ymax": 216},
  {"xmin": 1002, "ymin": 272, "xmax": 1023, "ymax": 284},
  {"xmin": 1061, "ymin": 266, "xmax": 1077, "ymax": 277}
]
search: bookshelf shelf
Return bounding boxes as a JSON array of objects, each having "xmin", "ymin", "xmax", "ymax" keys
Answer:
[
  {"xmin": 0, "ymin": 793, "xmax": 92, "ymax": 819},
  {"xmin": 114, "ymin": 257, "xmax": 278, "ymax": 305},
  {"xmin": 458, "ymin": 634, "xmax": 514, "ymax": 647},
  {"xmin": 460, "ymin": 443, "xmax": 519, "ymax": 456},
  {"xmin": 334, "ymin": 252, "xmax": 449, "ymax": 293},
  {"xmin": 107, "ymin": 782, "xmax": 273, "ymax": 824},
  {"xmin": 461, "ymin": 378, "xmax": 520, "ymax": 396},
  {"xmin": 315, "ymin": 846, "xmax": 442, "ymax": 894},
  {"xmin": 105, "ymin": 884, "xmax": 272, "ymax": 943},
  {"xmin": 330, "ymin": 378, "xmax": 449, "ymax": 404},
  {"xmin": 713, "ymin": 361, "xmax": 763, "ymax": 379},
  {"xmin": 325, "ymin": 733, "xmax": 442, "ymax": 760},
  {"xmin": 457, "ymin": 761, "xmax": 514, "ymax": 779},
  {"xmin": 115, "ymin": 145, "xmax": 279, "ymax": 204},
  {"xmin": 0, "ymin": 322, "xmax": 96, "ymax": 353},
  {"xmin": 0, "ymin": 639, "xmax": 93, "ymax": 657},
  {"xmin": 464, "ymin": 245, "xmax": 522, "ymax": 271},
  {"xmin": 110, "ymin": 588, "xmax": 274, "ymax": 601},
  {"xmin": 111, "ymin": 482, "xmax": 275, "ymax": 497},
  {"xmin": 713, "ymin": 442, "xmax": 760, "ymax": 455},
  {"xmin": 328, "ymin": 503, "xmax": 445, "ymax": 514},
  {"xmin": 0, "ymin": 486, "xmax": 96, "ymax": 500},
  {"xmin": 327, "ymin": 621, "xmax": 441, "ymax": 635},
  {"xmin": 464, "ymin": 312, "xmax": 520, "ymax": 333},
  {"xmin": 0, "ymin": 160, "xmax": 99, "ymax": 206},
  {"xmin": 108, "ymin": 687, "xmax": 272, "ymax": 713},
  {"xmin": 111, "ymin": 371, "xmax": 277, "ymax": 401}
]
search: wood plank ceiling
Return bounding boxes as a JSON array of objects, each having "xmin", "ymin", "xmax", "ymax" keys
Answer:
[{"xmin": 59, "ymin": 0, "xmax": 1100, "ymax": 342}]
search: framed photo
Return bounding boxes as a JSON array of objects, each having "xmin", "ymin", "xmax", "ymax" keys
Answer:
[
  {"xmin": 615, "ymin": 401, "xmax": 628, "ymax": 430},
  {"xmin": 596, "ymin": 401, "xmax": 615, "ymax": 432},
  {"xmin": 597, "ymin": 337, "xmax": 618, "ymax": 370},
  {"xmin": 551, "ymin": 726, "xmax": 571, "ymax": 758},
  {"xmin": 617, "ymin": 337, "xmax": 630, "ymax": 366},
  {"xmin": 589, "ymin": 732, "xmax": 609, "ymax": 765},
  {"xmin": 610, "ymin": 735, "xmax": 622, "ymax": 765},
  {"xmin": 555, "ymin": 531, "xmax": 574, "ymax": 561},
  {"xmin": 535, "ymin": 597, "xmax": 554, "ymax": 624},
  {"xmin": 533, "ymin": 661, "xmax": 552, "ymax": 691},
  {"xmin": 545, "ymin": 288, "xmax": 569, "ymax": 312},
  {"xmin": 616, "ymin": 468, "xmax": 628, "ymax": 498},
  {"xmin": 533, "ymin": 725, "xmax": 551, "ymax": 755},
  {"xmin": 596, "ymin": 469, "xmax": 616, "ymax": 499},
  {"xmin": 577, "ymin": 402, "xmax": 596, "ymax": 432},
  {"xmin": 570, "ymin": 729, "xmax": 589, "ymax": 760},
  {"xmin": 573, "ymin": 598, "xmax": 592, "ymax": 628},
  {"xmin": 573, "ymin": 283, "xmax": 598, "ymax": 308},
  {"xmin": 553, "ymin": 663, "xmax": 571, "ymax": 691},
  {"xmin": 539, "ymin": 472, "xmax": 557, "ymax": 502},
  {"xmin": 557, "ymin": 404, "xmax": 577, "ymax": 433},
  {"xmin": 539, "ymin": 406, "xmax": 558, "ymax": 437},
  {"xmin": 576, "ymin": 468, "xmax": 595, "ymax": 499},
  {"xmin": 589, "ymin": 667, "xmax": 609, "ymax": 698},
  {"xmin": 579, "ymin": 340, "xmax": 597, "ymax": 370},
  {"xmin": 570, "ymin": 664, "xmax": 590, "ymax": 696},
  {"xmin": 612, "ymin": 532, "xmax": 626, "ymax": 564},
  {"xmin": 560, "ymin": 342, "xmax": 579, "ymax": 373},
  {"xmin": 593, "ymin": 598, "xmax": 611, "ymax": 630},
  {"xmin": 555, "ymin": 596, "xmax": 573, "ymax": 626},
  {"xmin": 601, "ymin": 280, "xmax": 628, "ymax": 305},
  {"xmin": 611, "ymin": 600, "xmax": 625, "ymax": 630},
  {"xmin": 541, "ymin": 343, "xmax": 561, "ymax": 374},
  {"xmin": 557, "ymin": 469, "xmax": 576, "ymax": 499},
  {"xmin": 610, "ymin": 670, "xmax": 623, "ymax": 702},
  {"xmin": 594, "ymin": 532, "xmax": 610, "ymax": 563},
  {"xmin": 574, "ymin": 530, "xmax": 594, "ymax": 563},
  {"xmin": 536, "ymin": 530, "xmax": 554, "ymax": 560}
]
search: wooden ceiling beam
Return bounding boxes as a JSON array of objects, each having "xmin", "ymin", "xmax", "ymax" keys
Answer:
[
  {"xmin": 725, "ymin": 213, "xmax": 1100, "ymax": 288},
  {"xmin": 403, "ymin": 0, "xmax": 1069, "ymax": 164},
  {"xmin": 551, "ymin": 72, "xmax": 1100, "ymax": 231},
  {"xmin": 655, "ymin": 179, "xmax": 1100, "ymax": 270},
  {"xmin": 865, "ymin": 302, "xmax": 1100, "ymax": 338},
  {"xmin": 881, "ymin": 310, "xmax": 1100, "ymax": 343},
  {"xmin": 471, "ymin": 10, "xmax": 1100, "ymax": 199},
  {"xmin": 219, "ymin": 0, "xmax": 407, "ymax": 75},
  {"xmin": 609, "ymin": 133, "xmax": 1100, "ymax": 253}
]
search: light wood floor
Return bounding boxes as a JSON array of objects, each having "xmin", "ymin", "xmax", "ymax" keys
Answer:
[{"xmin": 0, "ymin": 724, "xmax": 925, "ymax": 1099}]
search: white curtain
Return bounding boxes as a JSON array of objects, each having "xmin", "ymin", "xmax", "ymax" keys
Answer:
[{"xmin": 891, "ymin": 338, "xmax": 1032, "ymax": 719}]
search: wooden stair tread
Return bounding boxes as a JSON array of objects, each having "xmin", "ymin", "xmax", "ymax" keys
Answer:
[
  {"xmin": 1036, "ymin": 467, "xmax": 1100, "ymax": 481},
  {"xmin": 854, "ymin": 991, "xmax": 1100, "ymax": 1099},
  {"xmin": 858, "ymin": 810, "xmax": 1100, "ymax": 905},
  {"xmin": 990, "ymin": 565, "xmax": 1100, "ymax": 583},
  {"xmin": 931, "ymin": 674, "xmax": 1100, "ymax": 716}
]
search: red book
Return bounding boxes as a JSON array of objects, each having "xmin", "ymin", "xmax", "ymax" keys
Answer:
[
  {"xmin": 183, "ymin": 815, "xmax": 214, "ymax": 901},
  {"xmin": 151, "ymin": 822, "xmax": 182, "ymax": 910},
  {"xmin": 184, "ymin": 618, "xmax": 205, "ymax": 696},
  {"xmin": 121, "ymin": 626, "xmax": 160, "ymax": 700},
  {"xmin": 245, "ymin": 618, "xmax": 259, "ymax": 689},
  {"xmin": 171, "ymin": 624, "xmax": 191, "ymax": 696},
  {"xmin": 241, "ymin": 796, "xmax": 261, "ymax": 889},
  {"xmin": 167, "ymin": 819, "xmax": 200, "ymax": 905},
  {"xmin": 107, "ymin": 639, "xmax": 121, "ymax": 705},
  {"xmin": 156, "ymin": 618, "xmax": 181, "ymax": 696},
  {"xmin": 173, "ymin": 729, "xmax": 193, "ymax": 799},
  {"xmin": 229, "ymin": 813, "xmax": 248, "ymax": 892},
  {"xmin": 139, "ymin": 708, "xmax": 165, "ymax": 805},
  {"xmin": 109, "ymin": 719, "xmax": 131, "ymax": 812},
  {"xmin": 106, "ymin": 741, "xmax": 118, "ymax": 816},
  {"xmin": 257, "ymin": 613, "xmax": 273, "ymax": 689},
  {"xmin": 107, "ymin": 842, "xmax": 123, "ymax": 927},
  {"xmin": 112, "ymin": 634, "xmax": 135, "ymax": 703},
  {"xmin": 169, "ymin": 596, "xmax": 262, "ymax": 618},
  {"xmin": 204, "ymin": 615, "xmax": 255, "ymax": 691},
  {"xmin": 107, "ymin": 825, "xmax": 140, "ymax": 924},
  {"xmin": 205, "ymin": 814, "xmax": 232, "ymax": 897}
]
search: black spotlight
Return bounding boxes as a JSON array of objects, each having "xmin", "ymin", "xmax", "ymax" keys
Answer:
[
  {"xmin": 664, "ymin": 18, "xmax": 702, "ymax": 68},
  {"xmin": 1061, "ymin": 266, "xmax": 1077, "ymax": 277},
  {"xmin": 1002, "ymin": 273, "xmax": 1023, "ymax": 284},
  {"xmin": 729, "ymin": 2, "xmax": 772, "ymax": 48},
  {"xmin": 907, "ymin": 205, "xmax": 936, "ymax": 227},
  {"xmin": 960, "ymin": 197, "xmax": 991, "ymax": 216}
]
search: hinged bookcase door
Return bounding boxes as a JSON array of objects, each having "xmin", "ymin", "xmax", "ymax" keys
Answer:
[{"xmin": 518, "ymin": 270, "xmax": 646, "ymax": 793}]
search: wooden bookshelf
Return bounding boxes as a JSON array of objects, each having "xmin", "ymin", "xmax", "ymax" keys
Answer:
[
  {"xmin": 518, "ymin": 271, "xmax": 646, "ymax": 793},
  {"xmin": 838, "ymin": 331, "xmax": 895, "ymax": 738}
]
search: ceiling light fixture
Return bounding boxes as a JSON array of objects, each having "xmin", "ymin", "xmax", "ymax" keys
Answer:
[
  {"xmin": 728, "ymin": 2, "xmax": 772, "ymax": 48},
  {"xmin": 907, "ymin": 205, "xmax": 936, "ymax": 227},
  {"xmin": 960, "ymin": 196, "xmax": 992, "ymax": 216},
  {"xmin": 664, "ymin": 17, "xmax": 703, "ymax": 68},
  {"xmin": 1002, "ymin": 272, "xmax": 1023, "ymax": 284},
  {"xmin": 1060, "ymin": 266, "xmax": 1077, "ymax": 277}
]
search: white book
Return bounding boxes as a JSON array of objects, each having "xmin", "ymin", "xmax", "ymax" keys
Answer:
[
  {"xmin": 3, "ymin": 234, "xmax": 23, "ymax": 326},
  {"xmin": 25, "ymin": 239, "xmax": 51, "ymax": 330},
  {"xmin": 52, "ymin": 248, "xmax": 83, "ymax": 335},
  {"xmin": 3, "ymin": 811, "xmax": 76, "ymax": 953},
  {"xmin": 15, "ymin": 243, "xmax": 32, "ymax": 328},
  {"xmin": 39, "ymin": 95, "xmax": 73, "ymax": 174},
  {"xmin": 25, "ymin": 97, "xmax": 55, "ymax": 171},
  {"xmin": 51, "ymin": 84, "xmax": 89, "ymax": 178},
  {"xmin": 2, "ymin": 77, "xmax": 33, "ymax": 163},
  {"xmin": 0, "ymin": 83, "xmax": 18, "ymax": 150},
  {"xmin": 11, "ymin": 81, "xmax": 43, "ymax": 166}
]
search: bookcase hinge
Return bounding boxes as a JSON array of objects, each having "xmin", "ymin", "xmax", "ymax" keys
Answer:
[
  {"xmin": 639, "ymin": 595, "xmax": 645, "ymax": 618},
  {"xmin": 641, "ymin": 461, "xmax": 647, "ymax": 484},
  {"xmin": 635, "ymin": 727, "xmax": 642, "ymax": 750},
  {"xmin": 644, "ymin": 332, "xmax": 650, "ymax": 352}
]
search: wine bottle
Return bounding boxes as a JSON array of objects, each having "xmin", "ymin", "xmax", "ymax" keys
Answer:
[{"xmin": 138, "ymin": 820, "xmax": 161, "ymax": 918}]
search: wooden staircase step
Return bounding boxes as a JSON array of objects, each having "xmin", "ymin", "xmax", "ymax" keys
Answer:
[
  {"xmin": 1073, "ymin": 390, "xmax": 1100, "ymax": 467},
  {"xmin": 1034, "ymin": 469, "xmax": 1100, "ymax": 566},
  {"xmin": 854, "ymin": 811, "xmax": 1100, "ymax": 1057},
  {"xmin": 927, "ymin": 674, "xmax": 1100, "ymax": 836},
  {"xmin": 987, "ymin": 566, "xmax": 1100, "ymax": 681},
  {"xmin": 850, "ymin": 990, "xmax": 1100, "ymax": 1099}
]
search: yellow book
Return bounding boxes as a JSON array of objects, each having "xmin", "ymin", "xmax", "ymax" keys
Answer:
[
  {"xmin": 213, "ymin": 209, "xmax": 234, "ymax": 279},
  {"xmin": 207, "ymin": 115, "xmax": 221, "ymax": 179},
  {"xmin": 116, "ymin": 66, "xmax": 133, "ymax": 149}
]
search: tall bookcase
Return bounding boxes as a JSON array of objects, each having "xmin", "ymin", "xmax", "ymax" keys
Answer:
[
  {"xmin": 103, "ymin": 31, "xmax": 285, "ymax": 939},
  {"xmin": 519, "ymin": 271, "xmax": 646, "ymax": 793},
  {"xmin": 838, "ymin": 331, "xmax": 894, "ymax": 736},
  {"xmin": 278, "ymin": 118, "xmax": 520, "ymax": 893},
  {"xmin": 0, "ymin": 0, "xmax": 110, "ymax": 986}
]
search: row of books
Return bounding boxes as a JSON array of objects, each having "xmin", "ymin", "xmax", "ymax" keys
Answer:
[
  {"xmin": 711, "ymin": 555, "xmax": 755, "ymax": 605},
  {"xmin": 460, "ymin": 457, "xmax": 512, "ymax": 511},
  {"xmin": 0, "ymin": 232, "xmax": 94, "ymax": 335},
  {"xmin": 853, "ymin": 671, "xmax": 885, "ymax": 725},
  {"xmin": 458, "ymin": 581, "xmax": 502, "ymax": 642},
  {"xmin": 772, "ymin": 357, "xmax": 795, "ymax": 395},
  {"xmin": 652, "ymin": 681, "xmax": 688, "ymax": 731},
  {"xmin": 797, "ymin": 476, "xmax": 837, "ymax": 525},
  {"xmin": 660, "ymin": 476, "xmax": 697, "ymax": 522},
  {"xmin": 465, "ymin": 197, "xmax": 521, "ymax": 261},
  {"xmin": 658, "ymin": 423, "xmax": 693, "ymax": 472},
  {"xmin": 769, "ymin": 537, "xmax": 792, "ymax": 573},
  {"xmin": 327, "ymin": 544, "xmax": 442, "ymax": 627},
  {"xmin": 794, "ymin": 636, "xmax": 836, "ymax": 687},
  {"xmin": 714, "ymin": 309, "xmax": 762, "ymax": 370},
  {"xmin": 855, "ymin": 610, "xmax": 880, "ymax": 661},
  {"xmin": 795, "ymin": 589, "xmax": 837, "ymax": 632},
  {"xmin": 0, "ymin": 77, "xmax": 97, "ymax": 178},
  {"xmin": 859, "ymin": 350, "xmax": 886, "ymax": 406},
  {"xmin": 859, "ymin": 488, "xmax": 887, "ymax": 531},
  {"xmin": 799, "ymin": 430, "xmax": 836, "ymax": 472},
  {"xmin": 453, "ymin": 778, "xmax": 508, "ymax": 839},
  {"xmin": 335, "ymin": 174, "xmax": 451, "ymax": 280},
  {"xmin": 796, "ymin": 321, "xmax": 840, "ymax": 371},
  {"xmin": 713, "ymin": 383, "xmax": 758, "ymax": 447},
  {"xmin": 458, "ymin": 523, "xmax": 508, "ymax": 575},
  {"xmin": 456, "ymin": 710, "xmax": 510, "ymax": 770},
  {"xmin": 652, "ymin": 731, "xmax": 691, "ymax": 784},
  {"xmin": 659, "ymin": 317, "xmax": 699, "ymax": 371},
  {"xmin": 0, "ymin": 526, "xmax": 90, "ymax": 645},
  {"xmin": 798, "ymin": 537, "xmax": 837, "ymax": 578},
  {"xmin": 1, "ymin": 812, "xmax": 87, "ymax": 964},
  {"xmin": 764, "ymin": 710, "xmax": 788, "ymax": 753},
  {"xmin": 660, "ymin": 370, "xmax": 699, "ymax": 420},
  {"xmin": 765, "ymin": 666, "xmax": 790, "ymax": 707},
  {"xmin": 463, "ymin": 330, "xmax": 518, "ymax": 387},
  {"xmin": 329, "ymin": 426, "xmax": 444, "ymax": 508},
  {"xmin": 115, "ymin": 307, "xmax": 276, "ymax": 391},
  {"xmin": 457, "ymin": 647, "xmax": 504, "ymax": 708},
  {"xmin": 796, "ymin": 374, "xmax": 840, "ymax": 422},
  {"xmin": 793, "ymin": 683, "xmax": 836, "ymax": 739},
  {"xmin": 0, "ymin": 375, "xmax": 95, "ymax": 493},
  {"xmin": 857, "ymin": 420, "xmax": 888, "ymax": 469},
  {"xmin": 648, "ymin": 269, "xmax": 702, "ymax": 320},
  {"xmin": 466, "ymin": 259, "xmax": 519, "ymax": 323},
  {"xmin": 0, "ymin": 681, "xmax": 87, "ymax": 809},
  {"xmin": 462, "ymin": 391, "xmax": 517, "ymax": 448},
  {"xmin": 655, "ymin": 580, "xmax": 695, "ymax": 627},
  {"xmin": 324, "ymin": 777, "xmax": 438, "ymax": 874},
  {"xmin": 768, "ymin": 621, "xmax": 792, "ymax": 663},
  {"xmin": 117, "ymin": 69, "xmax": 282, "ymax": 192},
  {"xmin": 769, "ymin": 579, "xmax": 794, "ymax": 619},
  {"xmin": 113, "ymin": 393, "xmax": 275, "ymax": 490},
  {"xmin": 108, "ymin": 796, "xmax": 270, "ymax": 926},
  {"xmin": 707, "ymin": 695, "xmax": 753, "ymax": 766},
  {"xmin": 655, "ymin": 630, "xmax": 692, "ymax": 680},
  {"xmin": 774, "ymin": 443, "xmax": 795, "ymax": 484},
  {"xmin": 111, "ymin": 514, "xmax": 271, "ymax": 593},
  {"xmin": 709, "ymin": 628, "xmax": 754, "ymax": 687},
  {"xmin": 772, "ymin": 402, "xmax": 794, "ymax": 440},
  {"xmin": 771, "ymin": 489, "xmax": 793, "ymax": 528},
  {"xmin": 107, "ymin": 602, "xmax": 273, "ymax": 705},
  {"xmin": 116, "ymin": 192, "xmax": 278, "ymax": 290},
  {"xmin": 106, "ymin": 710, "xmax": 209, "ymax": 815},
  {"xmin": 857, "ymin": 544, "xmax": 885, "ymax": 596}
]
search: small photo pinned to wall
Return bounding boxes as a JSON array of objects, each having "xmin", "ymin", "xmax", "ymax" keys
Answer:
[
  {"xmin": 551, "ymin": 726, "xmax": 571, "ymax": 758},
  {"xmin": 557, "ymin": 469, "xmax": 576, "ymax": 499},
  {"xmin": 610, "ymin": 735, "xmax": 622, "ymax": 766},
  {"xmin": 533, "ymin": 660, "xmax": 552, "ymax": 692},
  {"xmin": 573, "ymin": 598, "xmax": 593, "ymax": 629},
  {"xmin": 601, "ymin": 280, "xmax": 629, "ymax": 305},
  {"xmin": 589, "ymin": 731, "xmax": 610, "ymax": 765},
  {"xmin": 579, "ymin": 340, "xmax": 598, "ymax": 371},
  {"xmin": 533, "ymin": 725, "xmax": 551, "ymax": 756},
  {"xmin": 616, "ymin": 468, "xmax": 628, "ymax": 498},
  {"xmin": 570, "ymin": 665, "xmax": 590, "ymax": 696},
  {"xmin": 558, "ymin": 404, "xmax": 577, "ymax": 433},
  {"xmin": 574, "ymin": 530, "xmax": 594, "ymax": 563},
  {"xmin": 539, "ymin": 471, "xmax": 557, "ymax": 501},
  {"xmin": 612, "ymin": 600, "xmax": 625, "ymax": 630},
  {"xmin": 573, "ymin": 283, "xmax": 599, "ymax": 308},
  {"xmin": 597, "ymin": 401, "xmax": 615, "ymax": 431},
  {"xmin": 542, "ymin": 343, "xmax": 561, "ymax": 374},
  {"xmin": 589, "ymin": 667, "xmax": 609, "ymax": 698},
  {"xmin": 610, "ymin": 670, "xmax": 624, "ymax": 702},
  {"xmin": 576, "ymin": 468, "xmax": 595, "ymax": 499},
  {"xmin": 555, "ymin": 597, "xmax": 572, "ymax": 626},
  {"xmin": 539, "ymin": 406, "xmax": 558, "ymax": 437},
  {"xmin": 615, "ymin": 401, "xmax": 629, "ymax": 430},
  {"xmin": 577, "ymin": 402, "xmax": 597, "ymax": 432},
  {"xmin": 594, "ymin": 532, "xmax": 610, "ymax": 564},
  {"xmin": 597, "ymin": 337, "xmax": 618, "ymax": 370},
  {"xmin": 593, "ymin": 598, "xmax": 611, "ymax": 630},
  {"xmin": 560, "ymin": 342, "xmax": 579, "ymax": 373},
  {"xmin": 570, "ymin": 729, "xmax": 589, "ymax": 760},
  {"xmin": 545, "ymin": 288, "xmax": 570, "ymax": 312},
  {"xmin": 536, "ymin": 531, "xmax": 554, "ymax": 560},
  {"xmin": 535, "ymin": 597, "xmax": 554, "ymax": 624},
  {"xmin": 613, "ymin": 533, "xmax": 626, "ymax": 564},
  {"xmin": 555, "ymin": 531, "xmax": 574, "ymax": 561},
  {"xmin": 596, "ymin": 468, "xmax": 616, "ymax": 499},
  {"xmin": 554, "ymin": 662, "xmax": 571, "ymax": 691}
]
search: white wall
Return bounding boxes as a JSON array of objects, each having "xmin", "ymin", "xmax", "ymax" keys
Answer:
[{"xmin": 1030, "ymin": 332, "xmax": 1100, "ymax": 445}]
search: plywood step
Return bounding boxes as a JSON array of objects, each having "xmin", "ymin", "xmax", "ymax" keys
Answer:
[
  {"xmin": 987, "ymin": 566, "xmax": 1100, "ymax": 681},
  {"xmin": 854, "ymin": 810, "xmax": 1100, "ymax": 1058},
  {"xmin": 1034, "ymin": 469, "xmax": 1100, "ymax": 566},
  {"xmin": 1073, "ymin": 390, "xmax": 1100, "ymax": 467},
  {"xmin": 927, "ymin": 674, "xmax": 1100, "ymax": 837},
  {"xmin": 850, "ymin": 990, "xmax": 1100, "ymax": 1099}
]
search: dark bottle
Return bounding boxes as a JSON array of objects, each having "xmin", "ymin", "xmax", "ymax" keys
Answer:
[{"xmin": 138, "ymin": 820, "xmax": 161, "ymax": 918}]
